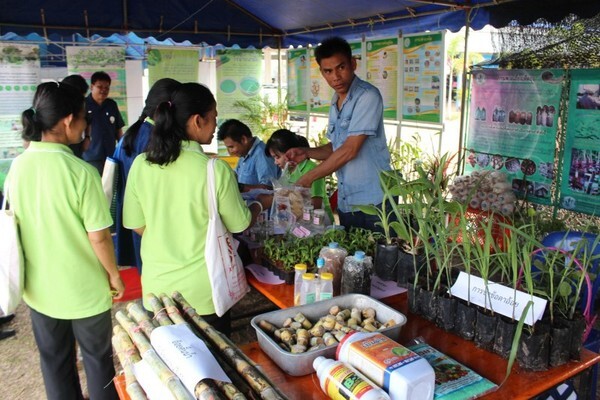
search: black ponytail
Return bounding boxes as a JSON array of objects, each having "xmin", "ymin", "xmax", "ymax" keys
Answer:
[{"xmin": 146, "ymin": 83, "xmax": 215, "ymax": 166}]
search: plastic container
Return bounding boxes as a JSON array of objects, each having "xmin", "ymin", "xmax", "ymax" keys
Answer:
[
  {"xmin": 319, "ymin": 272, "xmax": 334, "ymax": 301},
  {"xmin": 315, "ymin": 257, "xmax": 325, "ymax": 300},
  {"xmin": 313, "ymin": 356, "xmax": 391, "ymax": 400},
  {"xmin": 302, "ymin": 205, "xmax": 314, "ymax": 224},
  {"xmin": 294, "ymin": 263, "xmax": 308, "ymax": 306},
  {"xmin": 341, "ymin": 251, "xmax": 372, "ymax": 296},
  {"xmin": 313, "ymin": 209, "xmax": 326, "ymax": 232},
  {"xmin": 319, "ymin": 242, "xmax": 348, "ymax": 296},
  {"xmin": 337, "ymin": 332, "xmax": 435, "ymax": 400},
  {"xmin": 300, "ymin": 273, "xmax": 316, "ymax": 305}
]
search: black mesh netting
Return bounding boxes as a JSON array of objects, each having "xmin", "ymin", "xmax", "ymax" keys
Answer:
[{"xmin": 488, "ymin": 13, "xmax": 600, "ymax": 69}]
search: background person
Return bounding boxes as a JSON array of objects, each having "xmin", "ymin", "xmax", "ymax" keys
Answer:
[
  {"xmin": 5, "ymin": 82, "xmax": 124, "ymax": 400},
  {"xmin": 83, "ymin": 71, "xmax": 125, "ymax": 175},
  {"xmin": 285, "ymin": 36, "xmax": 392, "ymax": 232},
  {"xmin": 123, "ymin": 83, "xmax": 265, "ymax": 335},
  {"xmin": 61, "ymin": 74, "xmax": 91, "ymax": 158},
  {"xmin": 217, "ymin": 118, "xmax": 280, "ymax": 191},
  {"xmin": 112, "ymin": 78, "xmax": 180, "ymax": 275},
  {"xmin": 264, "ymin": 128, "xmax": 334, "ymax": 222}
]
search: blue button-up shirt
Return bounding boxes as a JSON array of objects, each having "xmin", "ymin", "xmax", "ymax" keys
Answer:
[
  {"xmin": 83, "ymin": 95, "xmax": 125, "ymax": 162},
  {"xmin": 235, "ymin": 137, "xmax": 280, "ymax": 185},
  {"xmin": 327, "ymin": 76, "xmax": 391, "ymax": 212}
]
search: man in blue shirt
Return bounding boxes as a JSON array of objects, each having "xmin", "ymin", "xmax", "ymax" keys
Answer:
[
  {"xmin": 217, "ymin": 119, "xmax": 280, "ymax": 191},
  {"xmin": 286, "ymin": 37, "xmax": 392, "ymax": 232},
  {"xmin": 83, "ymin": 71, "xmax": 125, "ymax": 175}
]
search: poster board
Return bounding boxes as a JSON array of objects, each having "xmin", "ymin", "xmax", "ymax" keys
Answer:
[
  {"xmin": 366, "ymin": 37, "xmax": 398, "ymax": 120},
  {"xmin": 147, "ymin": 47, "xmax": 199, "ymax": 86}
]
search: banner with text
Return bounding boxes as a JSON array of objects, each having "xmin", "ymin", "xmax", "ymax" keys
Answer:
[
  {"xmin": 366, "ymin": 37, "xmax": 398, "ymax": 120},
  {"xmin": 401, "ymin": 32, "xmax": 443, "ymax": 123},
  {"xmin": 66, "ymin": 46, "xmax": 128, "ymax": 125},
  {"xmin": 147, "ymin": 47, "xmax": 199, "ymax": 86},
  {"xmin": 287, "ymin": 48, "xmax": 309, "ymax": 112},
  {"xmin": 466, "ymin": 69, "xmax": 563, "ymax": 205},
  {"xmin": 560, "ymin": 68, "xmax": 600, "ymax": 214},
  {"xmin": 309, "ymin": 47, "xmax": 333, "ymax": 114}
]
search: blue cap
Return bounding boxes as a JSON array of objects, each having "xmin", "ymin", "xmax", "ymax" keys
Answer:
[
  {"xmin": 317, "ymin": 257, "xmax": 325, "ymax": 268},
  {"xmin": 328, "ymin": 242, "xmax": 338, "ymax": 249},
  {"xmin": 354, "ymin": 251, "xmax": 365, "ymax": 261}
]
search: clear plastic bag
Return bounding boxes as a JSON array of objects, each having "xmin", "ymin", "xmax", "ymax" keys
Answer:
[{"xmin": 271, "ymin": 163, "xmax": 312, "ymax": 233}]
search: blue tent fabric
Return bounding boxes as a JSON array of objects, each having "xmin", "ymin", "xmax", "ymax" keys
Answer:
[{"xmin": 1, "ymin": 0, "xmax": 599, "ymax": 48}]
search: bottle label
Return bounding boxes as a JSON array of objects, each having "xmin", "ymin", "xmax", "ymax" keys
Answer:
[
  {"xmin": 320, "ymin": 293, "xmax": 333, "ymax": 301},
  {"xmin": 303, "ymin": 211, "xmax": 311, "ymax": 221},
  {"xmin": 305, "ymin": 293, "xmax": 316, "ymax": 304},
  {"xmin": 324, "ymin": 364, "xmax": 374, "ymax": 400},
  {"xmin": 347, "ymin": 334, "xmax": 421, "ymax": 389}
]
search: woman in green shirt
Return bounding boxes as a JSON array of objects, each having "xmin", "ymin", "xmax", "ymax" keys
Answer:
[
  {"xmin": 7, "ymin": 82, "xmax": 124, "ymax": 400},
  {"xmin": 265, "ymin": 129, "xmax": 333, "ymax": 222},
  {"xmin": 123, "ymin": 83, "xmax": 264, "ymax": 335}
]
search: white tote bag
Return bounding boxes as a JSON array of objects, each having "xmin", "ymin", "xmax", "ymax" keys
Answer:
[
  {"xmin": 0, "ymin": 189, "xmax": 25, "ymax": 315},
  {"xmin": 101, "ymin": 157, "xmax": 118, "ymax": 208},
  {"xmin": 205, "ymin": 158, "xmax": 249, "ymax": 317}
]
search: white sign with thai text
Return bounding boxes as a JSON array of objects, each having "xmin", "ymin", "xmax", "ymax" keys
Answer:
[
  {"xmin": 449, "ymin": 272, "xmax": 547, "ymax": 326},
  {"xmin": 151, "ymin": 324, "xmax": 231, "ymax": 395}
]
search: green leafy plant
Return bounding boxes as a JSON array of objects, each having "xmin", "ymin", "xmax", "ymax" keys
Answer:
[{"xmin": 232, "ymin": 95, "xmax": 288, "ymax": 142}]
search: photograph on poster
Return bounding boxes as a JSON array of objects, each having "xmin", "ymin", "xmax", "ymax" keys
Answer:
[
  {"xmin": 576, "ymin": 84, "xmax": 600, "ymax": 110},
  {"xmin": 569, "ymin": 148, "xmax": 600, "ymax": 195}
]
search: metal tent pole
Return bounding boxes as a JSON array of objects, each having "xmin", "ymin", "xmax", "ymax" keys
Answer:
[{"xmin": 457, "ymin": 5, "xmax": 472, "ymax": 174}]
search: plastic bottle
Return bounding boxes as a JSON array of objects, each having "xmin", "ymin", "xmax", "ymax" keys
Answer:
[
  {"xmin": 302, "ymin": 205, "xmax": 314, "ymax": 225},
  {"xmin": 319, "ymin": 272, "xmax": 334, "ymax": 301},
  {"xmin": 293, "ymin": 263, "xmax": 308, "ymax": 306},
  {"xmin": 312, "ymin": 209, "xmax": 326, "ymax": 232},
  {"xmin": 341, "ymin": 251, "xmax": 372, "ymax": 296},
  {"xmin": 300, "ymin": 273, "xmax": 316, "ymax": 305},
  {"xmin": 319, "ymin": 242, "xmax": 348, "ymax": 296},
  {"xmin": 313, "ymin": 356, "xmax": 391, "ymax": 400},
  {"xmin": 315, "ymin": 257, "xmax": 325, "ymax": 300},
  {"xmin": 336, "ymin": 332, "xmax": 435, "ymax": 400}
]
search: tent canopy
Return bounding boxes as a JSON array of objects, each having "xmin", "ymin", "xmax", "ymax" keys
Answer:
[{"xmin": 1, "ymin": 0, "xmax": 599, "ymax": 48}]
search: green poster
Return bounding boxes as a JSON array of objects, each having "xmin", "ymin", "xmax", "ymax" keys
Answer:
[
  {"xmin": 66, "ymin": 46, "xmax": 128, "ymax": 125},
  {"xmin": 216, "ymin": 49, "xmax": 263, "ymax": 155},
  {"xmin": 560, "ymin": 68, "xmax": 600, "ymax": 215},
  {"xmin": 0, "ymin": 43, "xmax": 40, "ymax": 186},
  {"xmin": 147, "ymin": 47, "xmax": 199, "ymax": 86},
  {"xmin": 402, "ymin": 32, "xmax": 443, "ymax": 123},
  {"xmin": 309, "ymin": 47, "xmax": 333, "ymax": 114},
  {"xmin": 350, "ymin": 41, "xmax": 362, "ymax": 78},
  {"xmin": 466, "ymin": 69, "xmax": 564, "ymax": 205},
  {"xmin": 287, "ymin": 48, "xmax": 308, "ymax": 111},
  {"xmin": 366, "ymin": 37, "xmax": 398, "ymax": 119}
]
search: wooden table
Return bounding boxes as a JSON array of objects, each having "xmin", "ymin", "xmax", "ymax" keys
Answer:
[{"xmin": 244, "ymin": 275, "xmax": 600, "ymax": 399}]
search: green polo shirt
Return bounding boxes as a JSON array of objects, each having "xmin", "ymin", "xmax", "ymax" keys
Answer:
[
  {"xmin": 288, "ymin": 159, "xmax": 333, "ymax": 222},
  {"xmin": 6, "ymin": 142, "xmax": 113, "ymax": 319},
  {"xmin": 123, "ymin": 141, "xmax": 251, "ymax": 315}
]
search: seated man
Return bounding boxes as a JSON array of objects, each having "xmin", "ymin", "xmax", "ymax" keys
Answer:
[{"xmin": 217, "ymin": 119, "xmax": 280, "ymax": 191}]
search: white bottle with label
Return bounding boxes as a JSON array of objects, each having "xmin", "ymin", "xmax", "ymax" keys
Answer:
[
  {"xmin": 300, "ymin": 273, "xmax": 316, "ymax": 305},
  {"xmin": 319, "ymin": 272, "xmax": 334, "ymax": 301},
  {"xmin": 336, "ymin": 331, "xmax": 435, "ymax": 400},
  {"xmin": 313, "ymin": 356, "xmax": 391, "ymax": 400},
  {"xmin": 293, "ymin": 263, "xmax": 307, "ymax": 306}
]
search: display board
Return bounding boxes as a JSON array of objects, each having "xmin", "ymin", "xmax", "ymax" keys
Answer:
[
  {"xmin": 147, "ymin": 47, "xmax": 199, "ymax": 86},
  {"xmin": 308, "ymin": 47, "xmax": 333, "ymax": 114},
  {"xmin": 366, "ymin": 37, "xmax": 398, "ymax": 120},
  {"xmin": 401, "ymin": 32, "xmax": 444, "ymax": 123},
  {"xmin": 287, "ymin": 48, "xmax": 308, "ymax": 112},
  {"xmin": 560, "ymin": 68, "xmax": 600, "ymax": 215},
  {"xmin": 66, "ymin": 46, "xmax": 128, "ymax": 125},
  {"xmin": 0, "ymin": 43, "xmax": 40, "ymax": 188},
  {"xmin": 466, "ymin": 69, "xmax": 564, "ymax": 205}
]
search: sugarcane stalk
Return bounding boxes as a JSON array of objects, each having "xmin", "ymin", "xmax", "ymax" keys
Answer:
[
  {"xmin": 145, "ymin": 294, "xmax": 232, "ymax": 400},
  {"xmin": 115, "ymin": 310, "xmax": 194, "ymax": 400},
  {"xmin": 161, "ymin": 293, "xmax": 188, "ymax": 324},
  {"xmin": 172, "ymin": 291, "xmax": 287, "ymax": 400},
  {"xmin": 127, "ymin": 302, "xmax": 157, "ymax": 337},
  {"xmin": 112, "ymin": 325, "xmax": 148, "ymax": 400},
  {"xmin": 147, "ymin": 293, "xmax": 172, "ymax": 326}
]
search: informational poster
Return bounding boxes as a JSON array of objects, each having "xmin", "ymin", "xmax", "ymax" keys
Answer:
[
  {"xmin": 216, "ymin": 48, "xmax": 263, "ymax": 126},
  {"xmin": 309, "ymin": 47, "xmax": 333, "ymax": 114},
  {"xmin": 147, "ymin": 47, "xmax": 199, "ymax": 86},
  {"xmin": 287, "ymin": 48, "xmax": 308, "ymax": 111},
  {"xmin": 366, "ymin": 37, "xmax": 398, "ymax": 119},
  {"xmin": 466, "ymin": 69, "xmax": 564, "ymax": 205},
  {"xmin": 349, "ymin": 41, "xmax": 363, "ymax": 78},
  {"xmin": 560, "ymin": 68, "xmax": 600, "ymax": 215},
  {"xmin": 0, "ymin": 43, "xmax": 40, "ymax": 187},
  {"xmin": 401, "ymin": 32, "xmax": 444, "ymax": 123},
  {"xmin": 66, "ymin": 46, "xmax": 128, "ymax": 125}
]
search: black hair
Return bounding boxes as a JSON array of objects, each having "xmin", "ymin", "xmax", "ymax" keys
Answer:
[
  {"xmin": 265, "ymin": 129, "xmax": 308, "ymax": 157},
  {"xmin": 216, "ymin": 119, "xmax": 252, "ymax": 142},
  {"xmin": 315, "ymin": 36, "xmax": 352, "ymax": 65},
  {"xmin": 91, "ymin": 71, "xmax": 111, "ymax": 84},
  {"xmin": 123, "ymin": 78, "xmax": 180, "ymax": 157},
  {"xmin": 146, "ymin": 82, "xmax": 215, "ymax": 165},
  {"xmin": 61, "ymin": 74, "xmax": 89, "ymax": 95},
  {"xmin": 21, "ymin": 82, "xmax": 84, "ymax": 143}
]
